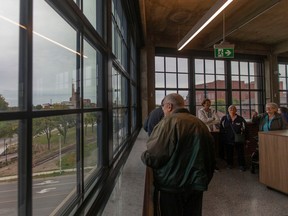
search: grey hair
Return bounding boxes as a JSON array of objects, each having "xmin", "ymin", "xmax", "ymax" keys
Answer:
[
  {"xmin": 266, "ymin": 102, "xmax": 278, "ymax": 110},
  {"xmin": 228, "ymin": 105, "xmax": 237, "ymax": 111},
  {"xmin": 163, "ymin": 93, "xmax": 184, "ymax": 109}
]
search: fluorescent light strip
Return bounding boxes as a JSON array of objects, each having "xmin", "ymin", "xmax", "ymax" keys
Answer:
[
  {"xmin": 32, "ymin": 31, "xmax": 87, "ymax": 58},
  {"xmin": 177, "ymin": 0, "xmax": 233, "ymax": 51},
  {"xmin": 0, "ymin": 15, "xmax": 87, "ymax": 58},
  {"xmin": 0, "ymin": 15, "xmax": 27, "ymax": 29}
]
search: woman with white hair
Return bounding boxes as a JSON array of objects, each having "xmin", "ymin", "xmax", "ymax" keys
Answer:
[
  {"xmin": 252, "ymin": 102, "xmax": 286, "ymax": 131},
  {"xmin": 220, "ymin": 105, "xmax": 248, "ymax": 171}
]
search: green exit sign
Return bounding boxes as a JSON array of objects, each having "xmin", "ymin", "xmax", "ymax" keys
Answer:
[{"xmin": 214, "ymin": 48, "xmax": 234, "ymax": 58}]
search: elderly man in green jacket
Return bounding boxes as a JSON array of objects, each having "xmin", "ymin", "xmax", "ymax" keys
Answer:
[{"xmin": 141, "ymin": 93, "xmax": 215, "ymax": 216}]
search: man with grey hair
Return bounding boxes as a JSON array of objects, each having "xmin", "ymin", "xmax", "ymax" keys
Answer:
[{"xmin": 141, "ymin": 93, "xmax": 215, "ymax": 216}]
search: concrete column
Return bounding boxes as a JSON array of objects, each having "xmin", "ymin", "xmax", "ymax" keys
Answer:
[{"xmin": 140, "ymin": 41, "xmax": 155, "ymax": 124}]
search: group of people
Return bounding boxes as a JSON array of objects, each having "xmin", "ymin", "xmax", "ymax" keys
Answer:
[{"xmin": 141, "ymin": 93, "xmax": 287, "ymax": 216}]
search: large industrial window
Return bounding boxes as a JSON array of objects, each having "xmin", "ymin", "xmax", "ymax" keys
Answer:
[
  {"xmin": 155, "ymin": 56, "xmax": 189, "ymax": 107},
  {"xmin": 112, "ymin": 0, "xmax": 128, "ymax": 70},
  {"xmin": 230, "ymin": 61, "xmax": 264, "ymax": 119},
  {"xmin": 155, "ymin": 55, "xmax": 264, "ymax": 119},
  {"xmin": 112, "ymin": 67, "xmax": 129, "ymax": 154},
  {"xmin": 0, "ymin": 0, "xmax": 140, "ymax": 215},
  {"xmin": 195, "ymin": 59, "xmax": 226, "ymax": 117}
]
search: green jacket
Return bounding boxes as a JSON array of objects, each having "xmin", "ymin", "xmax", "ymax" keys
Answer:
[{"xmin": 141, "ymin": 108, "xmax": 215, "ymax": 193}]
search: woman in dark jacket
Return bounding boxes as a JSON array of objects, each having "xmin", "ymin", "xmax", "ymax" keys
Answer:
[
  {"xmin": 220, "ymin": 105, "xmax": 248, "ymax": 171},
  {"xmin": 252, "ymin": 102, "xmax": 286, "ymax": 131}
]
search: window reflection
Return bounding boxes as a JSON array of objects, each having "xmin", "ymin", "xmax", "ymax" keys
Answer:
[
  {"xmin": 0, "ymin": 120, "xmax": 18, "ymax": 215},
  {"xmin": 83, "ymin": 39, "xmax": 102, "ymax": 108},
  {"xmin": 0, "ymin": 2, "xmax": 19, "ymax": 111},
  {"xmin": 84, "ymin": 112, "xmax": 100, "ymax": 181},
  {"xmin": 33, "ymin": 0, "xmax": 77, "ymax": 109},
  {"xmin": 112, "ymin": 67, "xmax": 128, "ymax": 153},
  {"xmin": 83, "ymin": 0, "xmax": 103, "ymax": 37},
  {"xmin": 32, "ymin": 114, "xmax": 77, "ymax": 215}
]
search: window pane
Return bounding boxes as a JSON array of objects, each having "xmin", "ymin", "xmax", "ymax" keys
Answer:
[
  {"xmin": 216, "ymin": 91, "xmax": 226, "ymax": 117},
  {"xmin": 216, "ymin": 75, "xmax": 225, "ymax": 88},
  {"xmin": 178, "ymin": 74, "xmax": 188, "ymax": 88},
  {"xmin": 241, "ymin": 91, "xmax": 250, "ymax": 104},
  {"xmin": 0, "ymin": 2, "xmax": 19, "ymax": 111},
  {"xmin": 166, "ymin": 57, "xmax": 176, "ymax": 72},
  {"xmin": 113, "ymin": 109, "xmax": 128, "ymax": 153},
  {"xmin": 166, "ymin": 74, "xmax": 177, "ymax": 88},
  {"xmin": 280, "ymin": 91, "xmax": 287, "ymax": 104},
  {"xmin": 232, "ymin": 76, "xmax": 240, "ymax": 89},
  {"xmin": 155, "ymin": 56, "xmax": 164, "ymax": 71},
  {"xmin": 279, "ymin": 64, "xmax": 286, "ymax": 77},
  {"xmin": 120, "ymin": 76, "xmax": 128, "ymax": 106},
  {"xmin": 119, "ymin": 108, "xmax": 128, "ymax": 143},
  {"xmin": 249, "ymin": 62, "xmax": 256, "ymax": 76},
  {"xmin": 155, "ymin": 73, "xmax": 165, "ymax": 88},
  {"xmin": 155, "ymin": 90, "xmax": 165, "ymax": 105},
  {"xmin": 195, "ymin": 59, "xmax": 204, "ymax": 74},
  {"xmin": 216, "ymin": 60, "xmax": 225, "ymax": 74},
  {"xmin": 112, "ymin": 68, "xmax": 118, "ymax": 106},
  {"xmin": 205, "ymin": 75, "xmax": 215, "ymax": 88},
  {"xmin": 206, "ymin": 91, "xmax": 216, "ymax": 101},
  {"xmin": 231, "ymin": 61, "xmax": 239, "ymax": 75},
  {"xmin": 84, "ymin": 112, "xmax": 100, "ymax": 182},
  {"xmin": 205, "ymin": 60, "xmax": 214, "ymax": 74},
  {"xmin": 84, "ymin": 39, "xmax": 102, "ymax": 108},
  {"xmin": 83, "ymin": 0, "xmax": 103, "ymax": 36},
  {"xmin": 33, "ymin": 1, "xmax": 77, "ymax": 109},
  {"xmin": 0, "ymin": 120, "xmax": 18, "ymax": 215},
  {"xmin": 32, "ymin": 115, "xmax": 77, "ymax": 215},
  {"xmin": 195, "ymin": 74, "xmax": 204, "ymax": 86},
  {"xmin": 240, "ymin": 76, "xmax": 249, "ymax": 89},
  {"xmin": 232, "ymin": 91, "xmax": 240, "ymax": 104},
  {"xmin": 240, "ymin": 62, "xmax": 248, "ymax": 75},
  {"xmin": 178, "ymin": 58, "xmax": 188, "ymax": 73},
  {"xmin": 195, "ymin": 90, "xmax": 205, "ymax": 105},
  {"xmin": 279, "ymin": 77, "xmax": 287, "ymax": 90},
  {"xmin": 166, "ymin": 90, "xmax": 176, "ymax": 95},
  {"xmin": 178, "ymin": 91, "xmax": 189, "ymax": 103}
]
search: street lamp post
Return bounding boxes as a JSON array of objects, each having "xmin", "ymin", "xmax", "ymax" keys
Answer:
[
  {"xmin": 58, "ymin": 134, "xmax": 62, "ymax": 174},
  {"xmin": 5, "ymin": 140, "xmax": 7, "ymax": 165}
]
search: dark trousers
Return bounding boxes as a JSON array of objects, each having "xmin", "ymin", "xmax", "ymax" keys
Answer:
[
  {"xmin": 226, "ymin": 142, "xmax": 246, "ymax": 167},
  {"xmin": 154, "ymin": 189, "xmax": 203, "ymax": 216}
]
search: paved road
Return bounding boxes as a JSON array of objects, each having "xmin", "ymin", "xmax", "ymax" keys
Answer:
[{"xmin": 0, "ymin": 174, "xmax": 76, "ymax": 216}]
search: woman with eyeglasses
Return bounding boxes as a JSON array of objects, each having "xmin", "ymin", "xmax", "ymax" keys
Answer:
[{"xmin": 252, "ymin": 102, "xmax": 286, "ymax": 131}]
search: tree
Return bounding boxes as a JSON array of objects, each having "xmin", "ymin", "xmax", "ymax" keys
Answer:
[
  {"xmin": 55, "ymin": 115, "xmax": 76, "ymax": 144},
  {"xmin": 33, "ymin": 117, "xmax": 56, "ymax": 150},
  {"xmin": 84, "ymin": 113, "xmax": 98, "ymax": 135},
  {"xmin": 0, "ymin": 94, "xmax": 9, "ymax": 110}
]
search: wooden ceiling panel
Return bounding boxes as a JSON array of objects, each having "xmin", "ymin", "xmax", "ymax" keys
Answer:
[{"xmin": 140, "ymin": 0, "xmax": 288, "ymax": 56}]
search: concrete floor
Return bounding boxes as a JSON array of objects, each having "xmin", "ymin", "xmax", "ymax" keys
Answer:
[
  {"xmin": 203, "ymin": 160, "xmax": 288, "ymax": 216},
  {"xmin": 103, "ymin": 129, "xmax": 288, "ymax": 216}
]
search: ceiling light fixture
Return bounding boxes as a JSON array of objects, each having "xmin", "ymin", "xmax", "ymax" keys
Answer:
[{"xmin": 177, "ymin": 0, "xmax": 233, "ymax": 51}]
